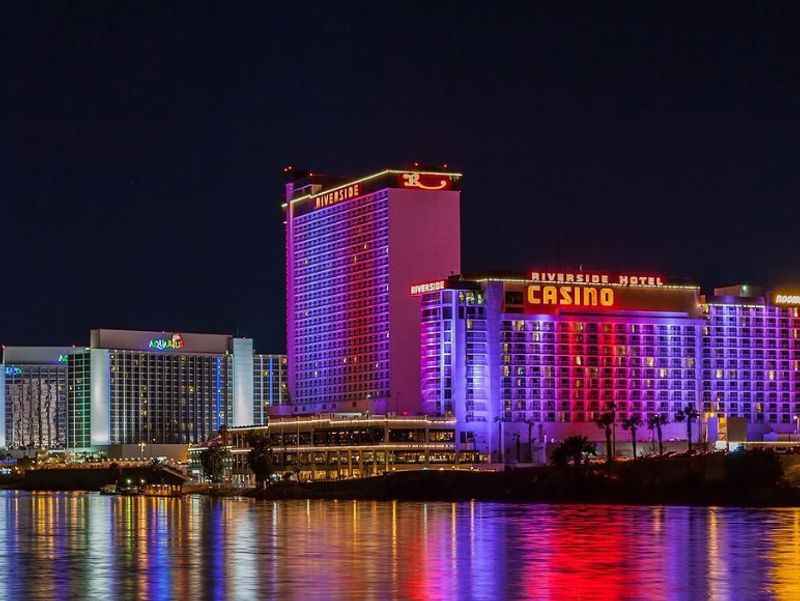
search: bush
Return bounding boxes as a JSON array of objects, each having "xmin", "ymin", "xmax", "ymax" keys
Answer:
[{"xmin": 725, "ymin": 448, "xmax": 784, "ymax": 488}]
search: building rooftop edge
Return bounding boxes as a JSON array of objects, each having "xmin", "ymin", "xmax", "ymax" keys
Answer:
[{"xmin": 283, "ymin": 168, "xmax": 463, "ymax": 206}]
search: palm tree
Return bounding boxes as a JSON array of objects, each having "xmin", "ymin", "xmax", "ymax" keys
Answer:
[
  {"xmin": 594, "ymin": 412, "xmax": 615, "ymax": 462},
  {"xmin": 675, "ymin": 406, "xmax": 699, "ymax": 452},
  {"xmin": 523, "ymin": 418, "xmax": 535, "ymax": 463},
  {"xmin": 647, "ymin": 413, "xmax": 668, "ymax": 456},
  {"xmin": 551, "ymin": 435, "xmax": 596, "ymax": 467},
  {"xmin": 621, "ymin": 414, "xmax": 643, "ymax": 459},
  {"xmin": 246, "ymin": 434, "xmax": 275, "ymax": 489}
]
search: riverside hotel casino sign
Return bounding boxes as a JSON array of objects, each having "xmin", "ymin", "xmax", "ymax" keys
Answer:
[{"xmin": 520, "ymin": 271, "xmax": 701, "ymax": 316}]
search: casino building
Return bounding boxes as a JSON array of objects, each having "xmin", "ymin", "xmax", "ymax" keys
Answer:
[
  {"xmin": 65, "ymin": 329, "xmax": 284, "ymax": 450},
  {"xmin": 281, "ymin": 167, "xmax": 462, "ymax": 417},
  {"xmin": 1, "ymin": 347, "xmax": 75, "ymax": 449},
  {"xmin": 418, "ymin": 273, "xmax": 800, "ymax": 460},
  {"xmin": 1, "ymin": 330, "xmax": 285, "ymax": 452}
]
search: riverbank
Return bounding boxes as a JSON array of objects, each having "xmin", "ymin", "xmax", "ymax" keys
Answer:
[
  {"xmin": 238, "ymin": 450, "xmax": 800, "ymax": 506},
  {"xmin": 0, "ymin": 463, "xmax": 188, "ymax": 491},
  {"xmin": 5, "ymin": 450, "xmax": 799, "ymax": 506}
]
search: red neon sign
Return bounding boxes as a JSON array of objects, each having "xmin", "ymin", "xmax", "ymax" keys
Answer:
[
  {"xmin": 410, "ymin": 280, "xmax": 446, "ymax": 296},
  {"xmin": 400, "ymin": 173, "xmax": 450, "ymax": 191}
]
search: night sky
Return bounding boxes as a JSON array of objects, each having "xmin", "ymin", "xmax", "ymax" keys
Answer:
[{"xmin": 5, "ymin": 4, "xmax": 799, "ymax": 352}]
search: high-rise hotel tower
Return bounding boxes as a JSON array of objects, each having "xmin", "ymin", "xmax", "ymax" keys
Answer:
[{"xmin": 282, "ymin": 168, "xmax": 462, "ymax": 416}]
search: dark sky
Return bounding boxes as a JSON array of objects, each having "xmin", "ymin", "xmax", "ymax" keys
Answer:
[{"xmin": 5, "ymin": 3, "xmax": 799, "ymax": 352}]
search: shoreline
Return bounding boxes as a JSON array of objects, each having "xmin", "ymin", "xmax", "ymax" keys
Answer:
[{"xmin": 4, "ymin": 451, "xmax": 799, "ymax": 507}]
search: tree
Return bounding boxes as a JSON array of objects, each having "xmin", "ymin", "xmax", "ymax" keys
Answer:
[
  {"xmin": 675, "ymin": 406, "xmax": 699, "ymax": 452},
  {"xmin": 647, "ymin": 414, "xmax": 668, "ymax": 456},
  {"xmin": 621, "ymin": 414, "xmax": 643, "ymax": 459},
  {"xmin": 200, "ymin": 442, "xmax": 229, "ymax": 484},
  {"xmin": 523, "ymin": 418, "xmax": 536, "ymax": 463},
  {"xmin": 246, "ymin": 434, "xmax": 275, "ymax": 489},
  {"xmin": 551, "ymin": 435, "xmax": 596, "ymax": 467},
  {"xmin": 594, "ymin": 412, "xmax": 615, "ymax": 463}
]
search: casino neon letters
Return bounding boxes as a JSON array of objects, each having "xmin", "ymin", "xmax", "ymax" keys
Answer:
[{"xmin": 527, "ymin": 285, "xmax": 615, "ymax": 308}]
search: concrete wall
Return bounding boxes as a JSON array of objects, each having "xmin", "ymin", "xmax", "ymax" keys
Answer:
[
  {"xmin": 232, "ymin": 338, "xmax": 254, "ymax": 426},
  {"xmin": 90, "ymin": 349, "xmax": 110, "ymax": 446}
]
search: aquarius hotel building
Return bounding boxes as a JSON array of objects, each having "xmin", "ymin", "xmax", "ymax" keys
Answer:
[
  {"xmin": 282, "ymin": 167, "xmax": 800, "ymax": 462},
  {"xmin": 1, "ymin": 330, "xmax": 286, "ymax": 451}
]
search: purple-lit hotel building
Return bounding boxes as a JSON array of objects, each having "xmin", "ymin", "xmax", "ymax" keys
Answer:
[
  {"xmin": 281, "ymin": 168, "xmax": 462, "ymax": 417},
  {"xmin": 420, "ymin": 275, "xmax": 800, "ymax": 460},
  {"xmin": 279, "ymin": 166, "xmax": 800, "ymax": 462}
]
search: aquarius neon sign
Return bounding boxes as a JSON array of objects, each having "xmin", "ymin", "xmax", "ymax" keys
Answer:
[
  {"xmin": 4, "ymin": 367, "xmax": 22, "ymax": 377},
  {"xmin": 148, "ymin": 334, "xmax": 185, "ymax": 351},
  {"xmin": 57, "ymin": 354, "xmax": 69, "ymax": 364}
]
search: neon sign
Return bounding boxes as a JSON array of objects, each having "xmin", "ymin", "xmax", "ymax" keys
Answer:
[
  {"xmin": 4, "ymin": 366, "xmax": 22, "ymax": 377},
  {"xmin": 401, "ymin": 173, "xmax": 448, "ymax": 191},
  {"xmin": 530, "ymin": 272, "xmax": 665, "ymax": 287},
  {"xmin": 57, "ymin": 354, "xmax": 69, "ymax": 364},
  {"xmin": 528, "ymin": 285, "xmax": 614, "ymax": 308},
  {"xmin": 148, "ymin": 334, "xmax": 185, "ymax": 351},
  {"xmin": 410, "ymin": 280, "xmax": 446, "ymax": 296},
  {"xmin": 775, "ymin": 293, "xmax": 800, "ymax": 306},
  {"xmin": 313, "ymin": 184, "xmax": 361, "ymax": 210}
]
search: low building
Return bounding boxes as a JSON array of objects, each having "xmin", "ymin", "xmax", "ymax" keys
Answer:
[{"xmin": 189, "ymin": 414, "xmax": 487, "ymax": 483}]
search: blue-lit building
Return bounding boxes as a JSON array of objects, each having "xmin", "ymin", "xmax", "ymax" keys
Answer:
[
  {"xmin": 65, "ymin": 329, "xmax": 285, "ymax": 450},
  {"xmin": 253, "ymin": 354, "xmax": 288, "ymax": 425}
]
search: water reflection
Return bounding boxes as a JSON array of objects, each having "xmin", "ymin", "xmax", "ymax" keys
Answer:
[{"xmin": 0, "ymin": 491, "xmax": 798, "ymax": 600}]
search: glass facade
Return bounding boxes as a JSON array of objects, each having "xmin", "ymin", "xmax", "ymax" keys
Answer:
[
  {"xmin": 4, "ymin": 364, "xmax": 67, "ymax": 449},
  {"xmin": 421, "ymin": 289, "xmax": 489, "ymax": 422},
  {"xmin": 253, "ymin": 354, "xmax": 288, "ymax": 425},
  {"xmin": 702, "ymin": 303, "xmax": 800, "ymax": 425},
  {"xmin": 103, "ymin": 350, "xmax": 233, "ymax": 444},
  {"xmin": 67, "ymin": 352, "xmax": 92, "ymax": 449}
]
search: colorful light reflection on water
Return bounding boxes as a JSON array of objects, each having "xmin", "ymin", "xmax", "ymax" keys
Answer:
[{"xmin": 0, "ymin": 491, "xmax": 798, "ymax": 600}]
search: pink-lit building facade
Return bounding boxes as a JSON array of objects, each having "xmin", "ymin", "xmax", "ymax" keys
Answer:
[
  {"xmin": 281, "ymin": 169, "xmax": 462, "ymax": 417},
  {"xmin": 279, "ymin": 167, "xmax": 800, "ymax": 463},
  {"xmin": 419, "ymin": 274, "xmax": 800, "ymax": 461}
]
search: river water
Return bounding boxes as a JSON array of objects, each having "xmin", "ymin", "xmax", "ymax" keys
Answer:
[{"xmin": 0, "ymin": 491, "xmax": 796, "ymax": 600}]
